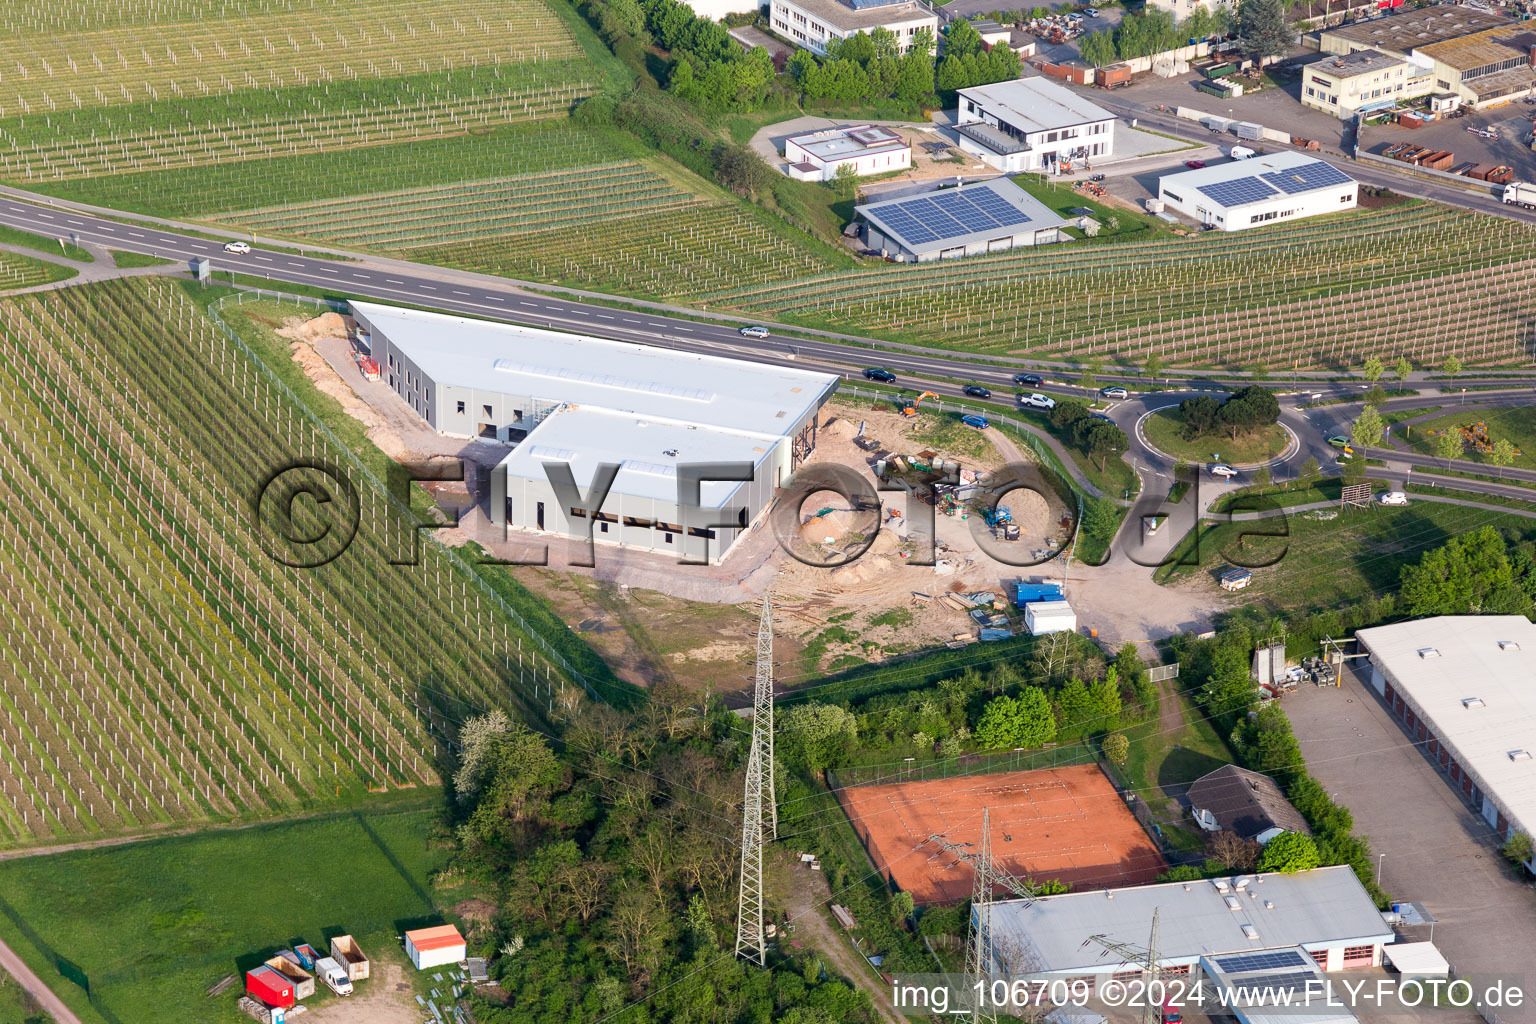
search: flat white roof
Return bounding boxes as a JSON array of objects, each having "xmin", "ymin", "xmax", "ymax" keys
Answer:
[
  {"xmin": 499, "ymin": 406, "xmax": 772, "ymax": 507},
  {"xmin": 1382, "ymin": 941, "xmax": 1450, "ymax": 976},
  {"xmin": 787, "ymin": 124, "xmax": 908, "ymax": 161},
  {"xmin": 959, "ymin": 75, "xmax": 1115, "ymax": 133},
  {"xmin": 351, "ymin": 302, "xmax": 837, "ymax": 439},
  {"xmin": 1355, "ymin": 615, "xmax": 1536, "ymax": 833},
  {"xmin": 983, "ymin": 866, "xmax": 1392, "ymax": 974}
]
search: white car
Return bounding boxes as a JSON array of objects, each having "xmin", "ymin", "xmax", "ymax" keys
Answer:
[
  {"xmin": 738, "ymin": 325, "xmax": 769, "ymax": 339},
  {"xmin": 1209, "ymin": 464, "xmax": 1238, "ymax": 478},
  {"xmin": 1378, "ymin": 490, "xmax": 1409, "ymax": 506},
  {"xmin": 1020, "ymin": 393, "xmax": 1056, "ymax": 410},
  {"xmin": 222, "ymin": 241, "xmax": 251, "ymax": 255}
]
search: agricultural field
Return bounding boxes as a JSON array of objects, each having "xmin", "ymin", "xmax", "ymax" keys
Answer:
[
  {"xmin": 707, "ymin": 204, "xmax": 1536, "ymax": 368},
  {"xmin": 0, "ymin": 0, "xmax": 609, "ymax": 185},
  {"xmin": 0, "ymin": 277, "xmax": 580, "ymax": 849},
  {"xmin": 0, "ymin": 806, "xmax": 451, "ymax": 1024},
  {"xmin": 218, "ymin": 153, "xmax": 843, "ymax": 298},
  {"xmin": 0, "ymin": 248, "xmax": 74, "ymax": 290}
]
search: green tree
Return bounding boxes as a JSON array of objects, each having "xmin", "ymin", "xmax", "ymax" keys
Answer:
[
  {"xmin": 1083, "ymin": 420, "xmax": 1130, "ymax": 471},
  {"xmin": 1441, "ymin": 354, "xmax": 1462, "ymax": 383},
  {"xmin": 1103, "ymin": 733, "xmax": 1130, "ymax": 765},
  {"xmin": 1079, "ymin": 29, "xmax": 1118, "ymax": 66},
  {"xmin": 975, "ymin": 687, "xmax": 1056, "ymax": 748},
  {"xmin": 1252, "ymin": 464, "xmax": 1272, "ymax": 493},
  {"xmin": 1080, "ymin": 357, "xmax": 1102, "ymax": 394},
  {"xmin": 716, "ymin": 144, "xmax": 773, "ymax": 199},
  {"xmin": 1082, "ymin": 495, "xmax": 1122, "ymax": 547},
  {"xmin": 456, "ymin": 723, "xmax": 565, "ymax": 856},
  {"xmin": 1394, "ymin": 355, "xmax": 1413, "ymax": 383},
  {"xmin": 1179, "ymin": 395, "xmax": 1222, "ymax": 440},
  {"xmin": 1489, "ymin": 438, "xmax": 1518, "ymax": 478},
  {"xmin": 1050, "ymin": 398, "xmax": 1090, "ymax": 431},
  {"xmin": 1297, "ymin": 455, "xmax": 1320, "ymax": 492},
  {"xmin": 781, "ymin": 702, "xmax": 858, "ymax": 771},
  {"xmin": 943, "ymin": 18, "xmax": 984, "ymax": 58},
  {"xmin": 1361, "ymin": 356, "xmax": 1384, "ymax": 384},
  {"xmin": 833, "ymin": 161, "xmax": 860, "ymax": 201},
  {"xmin": 1364, "ymin": 385, "xmax": 1387, "ymax": 409},
  {"xmin": 1434, "ymin": 428, "xmax": 1464, "ymax": 466},
  {"xmin": 1502, "ymin": 830, "xmax": 1534, "ymax": 869},
  {"xmin": 1351, "ymin": 406, "xmax": 1384, "ymax": 449},
  {"xmin": 1257, "ymin": 831, "xmax": 1320, "ymax": 873},
  {"xmin": 1236, "ymin": 0, "xmax": 1293, "ymax": 59},
  {"xmin": 1144, "ymin": 351, "xmax": 1164, "ymax": 382}
]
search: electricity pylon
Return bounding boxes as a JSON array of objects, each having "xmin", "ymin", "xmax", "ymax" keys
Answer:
[
  {"xmin": 736, "ymin": 594, "xmax": 776, "ymax": 966},
  {"xmin": 1082, "ymin": 907, "xmax": 1163, "ymax": 1024},
  {"xmin": 927, "ymin": 808, "xmax": 1047, "ymax": 1024}
]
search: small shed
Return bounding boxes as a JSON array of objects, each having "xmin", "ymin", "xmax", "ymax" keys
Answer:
[
  {"xmin": 1384, "ymin": 941, "xmax": 1450, "ymax": 980},
  {"xmin": 1025, "ymin": 599, "xmax": 1076, "ymax": 636},
  {"xmin": 1220, "ymin": 568, "xmax": 1252, "ymax": 591},
  {"xmin": 404, "ymin": 924, "xmax": 467, "ymax": 971}
]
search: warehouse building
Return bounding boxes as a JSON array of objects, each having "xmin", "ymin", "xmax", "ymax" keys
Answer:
[
  {"xmin": 1415, "ymin": 23, "xmax": 1536, "ymax": 109},
  {"xmin": 1316, "ymin": 7, "xmax": 1511, "ymax": 61},
  {"xmin": 979, "ymin": 865, "xmax": 1395, "ymax": 981},
  {"xmin": 769, "ymin": 0, "xmax": 939, "ymax": 55},
  {"xmin": 1157, "ymin": 152, "xmax": 1357, "ymax": 231},
  {"xmin": 856, "ymin": 177, "xmax": 1068, "ymax": 262},
  {"xmin": 1355, "ymin": 615, "xmax": 1536, "ymax": 871},
  {"xmin": 1300, "ymin": 49, "xmax": 1433, "ymax": 116},
  {"xmin": 783, "ymin": 124, "xmax": 911, "ymax": 182},
  {"xmin": 404, "ymin": 925, "xmax": 466, "ymax": 971},
  {"xmin": 955, "ymin": 77, "xmax": 1116, "ymax": 173},
  {"xmin": 351, "ymin": 302, "xmax": 840, "ymax": 564}
]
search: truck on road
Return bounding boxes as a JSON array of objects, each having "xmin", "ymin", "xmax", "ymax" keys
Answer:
[
  {"xmin": 1503, "ymin": 181, "xmax": 1536, "ymax": 209},
  {"xmin": 314, "ymin": 957, "xmax": 353, "ymax": 997}
]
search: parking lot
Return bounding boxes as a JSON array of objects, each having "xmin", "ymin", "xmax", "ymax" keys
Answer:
[
  {"xmin": 1286, "ymin": 666, "xmax": 1536, "ymax": 1024},
  {"xmin": 1362, "ymin": 102, "xmax": 1536, "ymax": 182}
]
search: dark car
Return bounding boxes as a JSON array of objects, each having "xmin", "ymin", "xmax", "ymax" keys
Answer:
[
  {"xmin": 962, "ymin": 384, "xmax": 992, "ymax": 398},
  {"xmin": 1089, "ymin": 412, "xmax": 1114, "ymax": 423},
  {"xmin": 863, "ymin": 368, "xmax": 897, "ymax": 383},
  {"xmin": 1012, "ymin": 372, "xmax": 1043, "ymax": 386}
]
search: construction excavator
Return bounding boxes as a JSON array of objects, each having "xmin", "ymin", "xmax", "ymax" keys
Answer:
[{"xmin": 899, "ymin": 390, "xmax": 939, "ymax": 417}]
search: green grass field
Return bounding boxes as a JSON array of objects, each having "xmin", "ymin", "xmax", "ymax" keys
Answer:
[
  {"xmin": 108, "ymin": 250, "xmax": 176, "ymax": 269},
  {"xmin": 1140, "ymin": 409, "xmax": 1290, "ymax": 465},
  {"xmin": 1118, "ymin": 691, "xmax": 1232, "ymax": 849},
  {"xmin": 0, "ymin": 807, "xmax": 450, "ymax": 1024},
  {"xmin": 1400, "ymin": 407, "xmax": 1536, "ymax": 471},
  {"xmin": 1156, "ymin": 500, "xmax": 1536, "ymax": 612},
  {"xmin": 1010, "ymin": 174, "xmax": 1166, "ymax": 241},
  {"xmin": 0, "ymin": 225, "xmax": 91, "ymax": 262}
]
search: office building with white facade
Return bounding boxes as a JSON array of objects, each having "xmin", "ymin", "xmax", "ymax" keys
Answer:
[
  {"xmin": 782, "ymin": 124, "xmax": 911, "ymax": 182},
  {"xmin": 954, "ymin": 76, "xmax": 1115, "ymax": 173},
  {"xmin": 769, "ymin": 0, "xmax": 938, "ymax": 55}
]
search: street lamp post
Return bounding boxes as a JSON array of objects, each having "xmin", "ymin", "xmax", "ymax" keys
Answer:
[{"xmin": 1376, "ymin": 853, "xmax": 1385, "ymax": 885}]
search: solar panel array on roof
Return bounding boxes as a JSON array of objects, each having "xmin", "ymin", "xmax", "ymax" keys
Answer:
[
  {"xmin": 1214, "ymin": 950, "xmax": 1308, "ymax": 973},
  {"xmin": 1196, "ymin": 177, "xmax": 1280, "ymax": 207},
  {"xmin": 846, "ymin": 0, "xmax": 907, "ymax": 9},
  {"xmin": 873, "ymin": 188, "xmax": 1033, "ymax": 245},
  {"xmin": 1224, "ymin": 972, "xmax": 1312, "ymax": 995},
  {"xmin": 1261, "ymin": 162, "xmax": 1353, "ymax": 195}
]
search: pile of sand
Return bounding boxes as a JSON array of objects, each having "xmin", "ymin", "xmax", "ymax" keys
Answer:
[
  {"xmin": 276, "ymin": 310, "xmax": 353, "ymax": 344},
  {"xmin": 821, "ymin": 416, "xmax": 860, "ymax": 441}
]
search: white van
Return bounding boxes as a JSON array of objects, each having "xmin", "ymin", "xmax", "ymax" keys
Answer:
[{"xmin": 1229, "ymin": 146, "xmax": 1257, "ymax": 160}]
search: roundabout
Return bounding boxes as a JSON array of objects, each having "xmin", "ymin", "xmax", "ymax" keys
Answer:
[{"xmin": 1136, "ymin": 406, "xmax": 1299, "ymax": 468}]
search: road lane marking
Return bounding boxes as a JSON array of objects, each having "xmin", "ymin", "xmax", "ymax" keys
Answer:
[
  {"xmin": 421, "ymin": 284, "xmax": 435, "ymax": 290},
  {"xmin": 385, "ymin": 278, "xmax": 403, "ymax": 284},
  {"xmin": 452, "ymin": 289, "xmax": 470, "ymax": 295},
  {"xmin": 254, "ymin": 256, "xmax": 271, "ymax": 262},
  {"xmin": 595, "ymin": 314, "xmax": 613, "ymax": 320}
]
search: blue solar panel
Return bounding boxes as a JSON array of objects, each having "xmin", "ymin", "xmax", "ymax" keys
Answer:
[
  {"xmin": 1260, "ymin": 161, "xmax": 1353, "ymax": 195},
  {"xmin": 1195, "ymin": 176, "xmax": 1279, "ymax": 208},
  {"xmin": 870, "ymin": 187, "xmax": 1034, "ymax": 248},
  {"xmin": 1213, "ymin": 950, "xmax": 1307, "ymax": 973}
]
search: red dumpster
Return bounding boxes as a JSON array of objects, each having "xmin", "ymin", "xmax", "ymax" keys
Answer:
[{"xmin": 246, "ymin": 966, "xmax": 296, "ymax": 1009}]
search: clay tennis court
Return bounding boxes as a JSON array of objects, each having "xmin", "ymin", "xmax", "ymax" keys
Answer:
[{"xmin": 836, "ymin": 764, "xmax": 1167, "ymax": 902}]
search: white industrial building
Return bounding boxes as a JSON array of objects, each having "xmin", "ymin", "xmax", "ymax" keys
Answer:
[
  {"xmin": 769, "ymin": 0, "xmax": 938, "ymax": 55},
  {"xmin": 1157, "ymin": 152, "xmax": 1357, "ymax": 231},
  {"xmin": 978, "ymin": 866, "xmax": 1395, "ymax": 981},
  {"xmin": 351, "ymin": 302, "xmax": 840, "ymax": 564},
  {"xmin": 783, "ymin": 124, "xmax": 911, "ymax": 182},
  {"xmin": 1355, "ymin": 615, "xmax": 1536, "ymax": 871},
  {"xmin": 954, "ymin": 77, "xmax": 1115, "ymax": 174},
  {"xmin": 855, "ymin": 177, "xmax": 1068, "ymax": 262},
  {"xmin": 403, "ymin": 925, "xmax": 466, "ymax": 971},
  {"xmin": 1300, "ymin": 49, "xmax": 1433, "ymax": 117}
]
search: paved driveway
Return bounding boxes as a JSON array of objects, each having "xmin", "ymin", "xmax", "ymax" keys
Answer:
[{"xmin": 1286, "ymin": 666, "xmax": 1536, "ymax": 1024}]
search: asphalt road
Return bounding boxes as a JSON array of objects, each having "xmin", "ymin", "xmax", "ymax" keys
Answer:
[{"xmin": 1, "ymin": 195, "xmax": 1532, "ymax": 511}]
